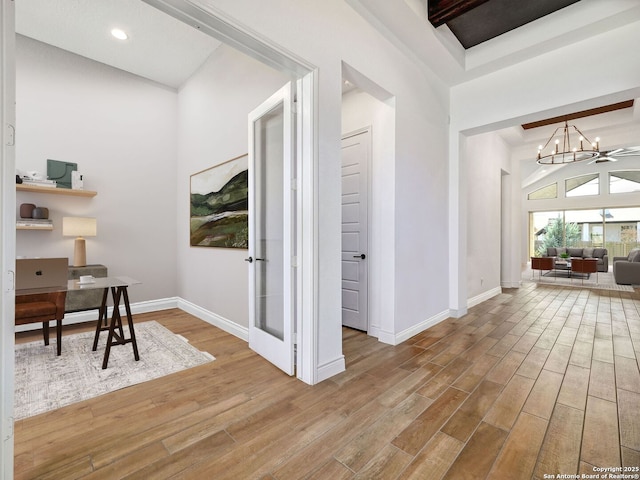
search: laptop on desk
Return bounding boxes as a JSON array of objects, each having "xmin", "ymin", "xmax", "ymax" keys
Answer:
[{"xmin": 15, "ymin": 258, "xmax": 68, "ymax": 291}]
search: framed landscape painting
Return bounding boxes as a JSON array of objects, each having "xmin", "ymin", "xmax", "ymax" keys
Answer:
[{"xmin": 190, "ymin": 154, "xmax": 249, "ymax": 248}]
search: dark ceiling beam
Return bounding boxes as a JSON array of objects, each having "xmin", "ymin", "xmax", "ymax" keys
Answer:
[
  {"xmin": 428, "ymin": 0, "xmax": 491, "ymax": 28},
  {"xmin": 521, "ymin": 100, "xmax": 635, "ymax": 130}
]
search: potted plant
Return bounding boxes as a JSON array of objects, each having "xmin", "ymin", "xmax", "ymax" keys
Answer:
[{"xmin": 560, "ymin": 252, "xmax": 570, "ymax": 259}]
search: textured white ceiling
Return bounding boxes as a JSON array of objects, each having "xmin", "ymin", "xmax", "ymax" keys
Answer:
[{"xmin": 15, "ymin": 0, "xmax": 222, "ymax": 89}]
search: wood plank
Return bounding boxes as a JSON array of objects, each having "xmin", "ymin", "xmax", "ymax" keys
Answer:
[
  {"xmin": 522, "ymin": 369, "xmax": 564, "ymax": 420},
  {"xmin": 486, "ymin": 350, "xmax": 526, "ymax": 385},
  {"xmin": 397, "ymin": 432, "xmax": 463, "ymax": 480},
  {"xmin": 484, "ymin": 374, "xmax": 535, "ymax": 430},
  {"xmin": 622, "ymin": 447, "xmax": 640, "ymax": 470},
  {"xmin": 615, "ymin": 355, "xmax": 640, "ymax": 393},
  {"xmin": 489, "ymin": 412, "xmax": 548, "ymax": 479},
  {"xmin": 336, "ymin": 393, "xmax": 431, "ymax": 472},
  {"xmin": 306, "ymin": 459, "xmax": 353, "ymax": 480},
  {"xmin": 569, "ymin": 340, "xmax": 594, "ymax": 368},
  {"xmin": 557, "ymin": 364, "xmax": 590, "ymax": 411},
  {"xmin": 441, "ymin": 380, "xmax": 503, "ymax": 442},
  {"xmin": 352, "ymin": 444, "xmax": 412, "ymax": 479},
  {"xmin": 581, "ymin": 396, "xmax": 621, "ymax": 468},
  {"xmin": 618, "ymin": 389, "xmax": 640, "ymax": 451},
  {"xmin": 392, "ymin": 387, "xmax": 468, "ymax": 456},
  {"xmin": 452, "ymin": 353, "xmax": 499, "ymax": 392},
  {"xmin": 534, "ymin": 403, "xmax": 584, "ymax": 477},
  {"xmin": 543, "ymin": 343, "xmax": 573, "ymax": 374},
  {"xmin": 588, "ymin": 360, "xmax": 616, "ymax": 402},
  {"xmin": 517, "ymin": 346, "xmax": 551, "ymax": 379},
  {"xmin": 613, "ymin": 335, "xmax": 637, "ymax": 359},
  {"xmin": 592, "ymin": 337, "xmax": 615, "ymax": 364},
  {"xmin": 416, "ymin": 358, "xmax": 472, "ymax": 399},
  {"xmin": 442, "ymin": 422, "xmax": 508, "ymax": 480}
]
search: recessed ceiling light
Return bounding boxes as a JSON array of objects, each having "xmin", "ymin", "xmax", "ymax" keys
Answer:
[{"xmin": 111, "ymin": 28, "xmax": 128, "ymax": 40}]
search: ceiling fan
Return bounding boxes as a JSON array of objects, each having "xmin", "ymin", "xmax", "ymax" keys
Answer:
[{"xmin": 588, "ymin": 146, "xmax": 640, "ymax": 164}]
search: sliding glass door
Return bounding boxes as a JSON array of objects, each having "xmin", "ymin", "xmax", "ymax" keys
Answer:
[{"xmin": 529, "ymin": 207, "xmax": 640, "ymax": 258}]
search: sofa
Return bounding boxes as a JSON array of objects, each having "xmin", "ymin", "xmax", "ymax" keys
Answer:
[
  {"xmin": 544, "ymin": 246, "xmax": 609, "ymax": 272},
  {"xmin": 612, "ymin": 248, "xmax": 640, "ymax": 285}
]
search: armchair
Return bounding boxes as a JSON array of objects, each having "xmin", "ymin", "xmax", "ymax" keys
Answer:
[{"xmin": 612, "ymin": 248, "xmax": 640, "ymax": 285}]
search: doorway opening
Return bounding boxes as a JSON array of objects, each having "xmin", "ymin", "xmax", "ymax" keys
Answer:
[
  {"xmin": 3, "ymin": 1, "xmax": 319, "ymax": 471},
  {"xmin": 341, "ymin": 62, "xmax": 396, "ymax": 342}
]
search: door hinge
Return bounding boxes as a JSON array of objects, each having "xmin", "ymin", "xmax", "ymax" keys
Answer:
[
  {"xmin": 6, "ymin": 124, "xmax": 15, "ymax": 146},
  {"xmin": 3, "ymin": 416, "xmax": 14, "ymax": 441},
  {"xmin": 5, "ymin": 270, "xmax": 15, "ymax": 293},
  {"xmin": 291, "ymin": 178, "xmax": 297, "ymax": 190},
  {"xmin": 292, "ymin": 256, "xmax": 298, "ymax": 268}
]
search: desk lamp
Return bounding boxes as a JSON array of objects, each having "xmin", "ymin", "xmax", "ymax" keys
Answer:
[{"xmin": 63, "ymin": 217, "xmax": 97, "ymax": 267}]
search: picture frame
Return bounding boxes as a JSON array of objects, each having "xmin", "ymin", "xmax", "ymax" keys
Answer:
[{"xmin": 190, "ymin": 154, "xmax": 249, "ymax": 249}]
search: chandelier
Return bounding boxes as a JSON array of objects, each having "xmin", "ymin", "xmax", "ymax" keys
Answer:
[{"xmin": 536, "ymin": 120, "xmax": 600, "ymax": 165}]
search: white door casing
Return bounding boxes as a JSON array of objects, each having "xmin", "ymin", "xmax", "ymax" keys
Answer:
[
  {"xmin": 1, "ymin": 0, "xmax": 16, "ymax": 476},
  {"xmin": 341, "ymin": 129, "xmax": 369, "ymax": 331},
  {"xmin": 248, "ymin": 82, "xmax": 295, "ymax": 375}
]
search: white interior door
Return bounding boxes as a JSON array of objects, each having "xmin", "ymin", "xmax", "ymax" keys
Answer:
[
  {"xmin": 341, "ymin": 130, "xmax": 369, "ymax": 331},
  {"xmin": 247, "ymin": 83, "xmax": 295, "ymax": 375}
]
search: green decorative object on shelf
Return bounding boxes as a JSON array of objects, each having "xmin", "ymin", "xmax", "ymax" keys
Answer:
[{"xmin": 47, "ymin": 159, "xmax": 77, "ymax": 189}]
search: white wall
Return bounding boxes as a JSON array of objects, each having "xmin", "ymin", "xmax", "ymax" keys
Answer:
[
  {"xmin": 450, "ymin": 19, "xmax": 640, "ymax": 310},
  {"xmin": 15, "ymin": 35, "xmax": 178, "ymax": 302},
  {"xmin": 464, "ymin": 131, "xmax": 510, "ymax": 300},
  {"xmin": 193, "ymin": 0, "xmax": 451, "ymax": 356},
  {"xmin": 176, "ymin": 44, "xmax": 290, "ymax": 329},
  {"xmin": 341, "ymin": 88, "xmax": 395, "ymax": 340}
]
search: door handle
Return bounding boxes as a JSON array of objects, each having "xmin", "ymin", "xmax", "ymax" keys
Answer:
[
  {"xmin": 244, "ymin": 257, "xmax": 253, "ymax": 263},
  {"xmin": 353, "ymin": 254, "xmax": 366, "ymax": 260},
  {"xmin": 255, "ymin": 258, "xmax": 266, "ymax": 262}
]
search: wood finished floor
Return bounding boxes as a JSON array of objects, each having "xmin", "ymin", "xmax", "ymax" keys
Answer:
[{"xmin": 14, "ymin": 281, "xmax": 640, "ymax": 479}]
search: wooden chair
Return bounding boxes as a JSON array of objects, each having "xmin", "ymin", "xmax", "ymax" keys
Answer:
[
  {"xmin": 569, "ymin": 258, "xmax": 598, "ymax": 285},
  {"xmin": 15, "ymin": 289, "xmax": 67, "ymax": 356},
  {"xmin": 531, "ymin": 256, "xmax": 554, "ymax": 279}
]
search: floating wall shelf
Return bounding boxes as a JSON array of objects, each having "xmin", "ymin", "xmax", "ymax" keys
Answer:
[{"xmin": 16, "ymin": 184, "xmax": 97, "ymax": 197}]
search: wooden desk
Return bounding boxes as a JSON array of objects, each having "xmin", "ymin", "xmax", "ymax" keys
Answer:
[{"xmin": 68, "ymin": 277, "xmax": 140, "ymax": 369}]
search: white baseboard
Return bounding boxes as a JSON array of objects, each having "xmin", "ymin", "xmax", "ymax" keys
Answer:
[
  {"xmin": 316, "ymin": 355, "xmax": 346, "ymax": 383},
  {"xmin": 467, "ymin": 287, "xmax": 502, "ymax": 309},
  {"xmin": 176, "ymin": 298, "xmax": 248, "ymax": 342},
  {"xmin": 380, "ymin": 309, "xmax": 451, "ymax": 346},
  {"xmin": 15, "ymin": 296, "xmax": 249, "ymax": 343},
  {"xmin": 15, "ymin": 297, "xmax": 179, "ymax": 333}
]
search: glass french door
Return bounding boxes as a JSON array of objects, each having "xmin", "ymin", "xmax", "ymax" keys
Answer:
[{"xmin": 247, "ymin": 83, "xmax": 295, "ymax": 375}]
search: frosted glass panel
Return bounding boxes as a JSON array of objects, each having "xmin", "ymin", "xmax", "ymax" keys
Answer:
[{"xmin": 253, "ymin": 102, "xmax": 284, "ymax": 340}]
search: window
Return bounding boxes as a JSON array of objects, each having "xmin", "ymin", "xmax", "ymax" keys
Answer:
[
  {"xmin": 609, "ymin": 170, "xmax": 640, "ymax": 194},
  {"xmin": 566, "ymin": 173, "xmax": 599, "ymax": 197},
  {"xmin": 530, "ymin": 211, "xmax": 562, "ymax": 256},
  {"xmin": 604, "ymin": 207, "xmax": 640, "ymax": 257},
  {"xmin": 528, "ymin": 183, "xmax": 557, "ymax": 200},
  {"xmin": 530, "ymin": 207, "xmax": 640, "ymax": 260}
]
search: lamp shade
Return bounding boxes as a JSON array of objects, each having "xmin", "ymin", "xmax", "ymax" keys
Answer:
[{"xmin": 62, "ymin": 217, "xmax": 97, "ymax": 237}]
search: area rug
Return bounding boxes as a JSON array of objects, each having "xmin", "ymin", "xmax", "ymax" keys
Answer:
[
  {"xmin": 522, "ymin": 266, "xmax": 636, "ymax": 292},
  {"xmin": 14, "ymin": 321, "xmax": 215, "ymax": 420}
]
